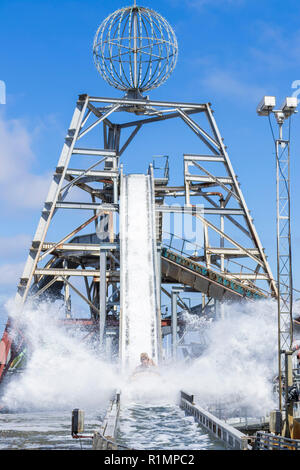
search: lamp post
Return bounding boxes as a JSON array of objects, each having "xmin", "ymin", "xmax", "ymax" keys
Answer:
[{"xmin": 257, "ymin": 95, "xmax": 297, "ymax": 434}]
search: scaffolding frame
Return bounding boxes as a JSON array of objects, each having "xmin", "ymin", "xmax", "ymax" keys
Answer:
[{"xmin": 0, "ymin": 93, "xmax": 278, "ymax": 383}]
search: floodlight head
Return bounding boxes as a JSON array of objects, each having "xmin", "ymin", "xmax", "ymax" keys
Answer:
[
  {"xmin": 257, "ymin": 96, "xmax": 276, "ymax": 116},
  {"xmin": 280, "ymin": 97, "xmax": 298, "ymax": 117}
]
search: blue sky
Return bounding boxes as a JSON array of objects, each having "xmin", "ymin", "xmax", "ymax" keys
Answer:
[{"xmin": 1, "ymin": 0, "xmax": 300, "ymax": 316}]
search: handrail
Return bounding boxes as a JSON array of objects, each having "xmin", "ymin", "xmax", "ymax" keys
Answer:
[
  {"xmin": 162, "ymin": 231, "xmax": 272, "ymax": 297},
  {"xmin": 254, "ymin": 431, "xmax": 300, "ymax": 450},
  {"xmin": 179, "ymin": 391, "xmax": 252, "ymax": 450},
  {"xmin": 162, "ymin": 247, "xmax": 267, "ymax": 299}
]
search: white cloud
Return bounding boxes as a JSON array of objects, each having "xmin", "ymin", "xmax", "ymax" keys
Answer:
[
  {"xmin": 200, "ymin": 69, "xmax": 265, "ymax": 103},
  {"xmin": 0, "ymin": 262, "xmax": 24, "ymax": 286},
  {"xmin": 186, "ymin": 0, "xmax": 245, "ymax": 10},
  {"xmin": 0, "ymin": 115, "xmax": 51, "ymax": 209},
  {"xmin": 249, "ymin": 21, "xmax": 300, "ymax": 71},
  {"xmin": 0, "ymin": 234, "xmax": 31, "ymax": 260}
]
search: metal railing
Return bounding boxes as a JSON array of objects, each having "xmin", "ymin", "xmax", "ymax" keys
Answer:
[
  {"xmin": 161, "ymin": 246, "xmax": 266, "ymax": 300},
  {"xmin": 93, "ymin": 390, "xmax": 121, "ymax": 449},
  {"xmin": 72, "ymin": 390, "xmax": 125, "ymax": 450},
  {"xmin": 254, "ymin": 431, "xmax": 300, "ymax": 450},
  {"xmin": 179, "ymin": 391, "xmax": 252, "ymax": 450},
  {"xmin": 161, "ymin": 231, "xmax": 271, "ymax": 296},
  {"xmin": 153, "ymin": 155, "xmax": 169, "ymax": 182}
]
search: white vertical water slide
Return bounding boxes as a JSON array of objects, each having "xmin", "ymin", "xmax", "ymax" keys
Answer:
[{"xmin": 120, "ymin": 173, "xmax": 160, "ymax": 372}]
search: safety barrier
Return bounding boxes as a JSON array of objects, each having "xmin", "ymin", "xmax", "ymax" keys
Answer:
[
  {"xmin": 253, "ymin": 431, "xmax": 300, "ymax": 450},
  {"xmin": 180, "ymin": 391, "xmax": 252, "ymax": 450},
  {"xmin": 161, "ymin": 248, "xmax": 265, "ymax": 300},
  {"xmin": 93, "ymin": 390, "xmax": 121, "ymax": 449}
]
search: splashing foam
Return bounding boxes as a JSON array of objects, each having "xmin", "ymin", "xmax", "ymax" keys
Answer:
[
  {"xmin": 120, "ymin": 298, "xmax": 279, "ymax": 418},
  {"xmin": 2, "ymin": 297, "xmax": 279, "ymax": 418},
  {"xmin": 2, "ymin": 299, "xmax": 120, "ymax": 411},
  {"xmin": 162, "ymin": 298, "xmax": 279, "ymax": 417}
]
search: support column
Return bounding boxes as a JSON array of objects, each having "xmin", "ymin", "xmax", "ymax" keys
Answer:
[
  {"xmin": 171, "ymin": 286, "xmax": 184, "ymax": 361},
  {"xmin": 219, "ymin": 197, "xmax": 225, "ymax": 320},
  {"xmin": 284, "ymin": 351, "xmax": 294, "ymax": 438},
  {"xmin": 63, "ymin": 261, "xmax": 71, "ymax": 318},
  {"xmin": 171, "ymin": 289, "xmax": 177, "ymax": 361},
  {"xmin": 157, "ymin": 245, "xmax": 162, "ymax": 362},
  {"xmin": 99, "ymin": 250, "xmax": 107, "ymax": 350}
]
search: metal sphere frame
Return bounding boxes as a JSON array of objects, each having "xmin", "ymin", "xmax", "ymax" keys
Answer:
[{"xmin": 93, "ymin": 5, "xmax": 178, "ymax": 93}]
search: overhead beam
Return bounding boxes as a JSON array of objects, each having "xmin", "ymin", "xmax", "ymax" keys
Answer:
[
  {"xmin": 55, "ymin": 202, "xmax": 118, "ymax": 210},
  {"xmin": 88, "ymin": 95, "xmax": 208, "ymax": 109}
]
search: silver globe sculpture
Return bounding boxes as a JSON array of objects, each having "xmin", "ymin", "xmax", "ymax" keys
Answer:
[{"xmin": 93, "ymin": 4, "xmax": 178, "ymax": 94}]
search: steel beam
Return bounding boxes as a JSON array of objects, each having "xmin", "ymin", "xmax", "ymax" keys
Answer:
[
  {"xmin": 88, "ymin": 95, "xmax": 207, "ymax": 109},
  {"xmin": 72, "ymin": 148, "xmax": 117, "ymax": 157},
  {"xmin": 55, "ymin": 202, "xmax": 118, "ymax": 210},
  {"xmin": 35, "ymin": 268, "xmax": 107, "ymax": 277},
  {"xmin": 184, "ymin": 154, "xmax": 225, "ymax": 162},
  {"xmin": 41, "ymin": 242, "xmax": 118, "ymax": 252},
  {"xmin": 65, "ymin": 169, "xmax": 118, "ymax": 178}
]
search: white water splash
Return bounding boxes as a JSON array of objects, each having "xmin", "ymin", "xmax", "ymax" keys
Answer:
[
  {"xmin": 1, "ymin": 299, "xmax": 120, "ymax": 411},
  {"xmin": 1, "ymin": 297, "xmax": 280, "ymax": 420},
  {"xmin": 119, "ymin": 298, "xmax": 280, "ymax": 421},
  {"xmin": 162, "ymin": 298, "xmax": 279, "ymax": 417}
]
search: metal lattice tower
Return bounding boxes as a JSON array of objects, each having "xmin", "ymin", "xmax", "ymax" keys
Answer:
[
  {"xmin": 275, "ymin": 114, "xmax": 294, "ymax": 413},
  {"xmin": 257, "ymin": 95, "xmax": 297, "ymax": 414},
  {"xmin": 0, "ymin": 4, "xmax": 277, "ymax": 384},
  {"xmin": 276, "ymin": 120, "xmax": 293, "ymax": 338}
]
